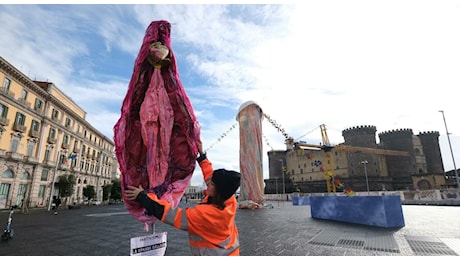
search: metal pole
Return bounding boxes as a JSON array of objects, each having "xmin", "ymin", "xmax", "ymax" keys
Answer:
[
  {"xmin": 361, "ymin": 160, "xmax": 370, "ymax": 195},
  {"xmin": 439, "ymin": 110, "xmax": 460, "ymax": 191},
  {"xmin": 48, "ymin": 150, "xmax": 60, "ymax": 211}
]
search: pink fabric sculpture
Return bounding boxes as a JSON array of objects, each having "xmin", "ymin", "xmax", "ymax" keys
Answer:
[
  {"xmin": 236, "ymin": 101, "xmax": 265, "ymax": 204},
  {"xmin": 113, "ymin": 20, "xmax": 200, "ymax": 223}
]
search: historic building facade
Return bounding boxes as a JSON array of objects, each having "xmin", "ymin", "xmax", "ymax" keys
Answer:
[
  {"xmin": 266, "ymin": 125, "xmax": 446, "ymax": 193},
  {"xmin": 0, "ymin": 56, "xmax": 117, "ymax": 209}
]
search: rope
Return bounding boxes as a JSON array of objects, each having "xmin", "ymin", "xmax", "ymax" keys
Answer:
[{"xmin": 295, "ymin": 125, "xmax": 320, "ymax": 142}]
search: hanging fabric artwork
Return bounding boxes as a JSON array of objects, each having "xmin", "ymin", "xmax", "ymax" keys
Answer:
[
  {"xmin": 236, "ymin": 101, "xmax": 265, "ymax": 204},
  {"xmin": 113, "ymin": 20, "xmax": 200, "ymax": 223}
]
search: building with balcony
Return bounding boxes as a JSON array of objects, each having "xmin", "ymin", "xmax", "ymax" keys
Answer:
[{"xmin": 0, "ymin": 56, "xmax": 116, "ymax": 209}]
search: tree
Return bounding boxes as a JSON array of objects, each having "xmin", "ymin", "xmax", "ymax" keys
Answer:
[
  {"xmin": 102, "ymin": 184, "xmax": 112, "ymax": 201},
  {"xmin": 110, "ymin": 179, "xmax": 122, "ymax": 201},
  {"xmin": 57, "ymin": 174, "xmax": 76, "ymax": 199},
  {"xmin": 83, "ymin": 185, "xmax": 96, "ymax": 201}
]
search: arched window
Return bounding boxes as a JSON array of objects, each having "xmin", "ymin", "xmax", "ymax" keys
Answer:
[
  {"xmin": 2, "ymin": 169, "xmax": 13, "ymax": 178},
  {"xmin": 21, "ymin": 172, "xmax": 31, "ymax": 180}
]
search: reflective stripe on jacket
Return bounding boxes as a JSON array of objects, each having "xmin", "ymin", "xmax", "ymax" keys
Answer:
[{"xmin": 146, "ymin": 157, "xmax": 240, "ymax": 256}]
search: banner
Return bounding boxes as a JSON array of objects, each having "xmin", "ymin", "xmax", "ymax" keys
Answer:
[{"xmin": 130, "ymin": 232, "xmax": 167, "ymax": 256}]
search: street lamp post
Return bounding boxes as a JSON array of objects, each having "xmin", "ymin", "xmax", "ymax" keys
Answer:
[
  {"xmin": 48, "ymin": 150, "xmax": 61, "ymax": 211},
  {"xmin": 361, "ymin": 160, "xmax": 370, "ymax": 195},
  {"xmin": 439, "ymin": 110, "xmax": 460, "ymax": 191}
]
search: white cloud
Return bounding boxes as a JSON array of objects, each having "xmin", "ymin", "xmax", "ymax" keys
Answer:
[{"xmin": 1, "ymin": 3, "xmax": 459, "ymax": 187}]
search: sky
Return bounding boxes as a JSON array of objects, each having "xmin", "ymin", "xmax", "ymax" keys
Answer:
[{"xmin": 0, "ymin": 2, "xmax": 459, "ymax": 187}]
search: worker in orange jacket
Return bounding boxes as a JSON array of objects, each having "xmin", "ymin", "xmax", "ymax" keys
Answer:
[{"xmin": 125, "ymin": 142, "xmax": 241, "ymax": 256}]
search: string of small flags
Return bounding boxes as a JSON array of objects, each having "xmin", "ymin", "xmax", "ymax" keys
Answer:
[
  {"xmin": 263, "ymin": 134, "xmax": 274, "ymax": 150},
  {"xmin": 263, "ymin": 113, "xmax": 290, "ymax": 140},
  {"xmin": 204, "ymin": 112, "xmax": 291, "ymax": 152},
  {"xmin": 204, "ymin": 123, "xmax": 238, "ymax": 153}
]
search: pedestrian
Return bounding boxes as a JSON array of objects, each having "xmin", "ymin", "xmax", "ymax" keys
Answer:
[
  {"xmin": 52, "ymin": 196, "xmax": 62, "ymax": 215},
  {"xmin": 125, "ymin": 141, "xmax": 241, "ymax": 256},
  {"xmin": 21, "ymin": 193, "xmax": 29, "ymax": 214}
]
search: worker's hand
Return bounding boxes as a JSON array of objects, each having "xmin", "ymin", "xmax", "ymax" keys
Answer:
[
  {"xmin": 197, "ymin": 139, "xmax": 204, "ymax": 156},
  {"xmin": 125, "ymin": 185, "xmax": 144, "ymax": 201}
]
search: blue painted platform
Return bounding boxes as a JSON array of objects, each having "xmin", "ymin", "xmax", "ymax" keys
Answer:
[
  {"xmin": 310, "ymin": 195, "xmax": 405, "ymax": 228},
  {"xmin": 292, "ymin": 196, "xmax": 310, "ymax": 205}
]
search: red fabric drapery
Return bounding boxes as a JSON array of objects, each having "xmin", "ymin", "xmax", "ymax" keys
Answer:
[{"xmin": 113, "ymin": 20, "xmax": 200, "ymax": 223}]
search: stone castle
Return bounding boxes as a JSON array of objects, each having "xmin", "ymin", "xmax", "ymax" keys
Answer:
[{"xmin": 266, "ymin": 125, "xmax": 447, "ymax": 193}]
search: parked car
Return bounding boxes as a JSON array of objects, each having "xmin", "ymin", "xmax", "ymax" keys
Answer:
[{"xmin": 91, "ymin": 200, "xmax": 101, "ymax": 206}]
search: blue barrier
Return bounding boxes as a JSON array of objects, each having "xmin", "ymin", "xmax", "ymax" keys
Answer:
[
  {"xmin": 292, "ymin": 196, "xmax": 310, "ymax": 205},
  {"xmin": 310, "ymin": 195, "xmax": 405, "ymax": 228}
]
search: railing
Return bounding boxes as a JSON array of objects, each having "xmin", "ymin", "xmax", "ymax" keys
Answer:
[
  {"xmin": 13, "ymin": 123, "xmax": 27, "ymax": 133},
  {"xmin": 47, "ymin": 137, "xmax": 57, "ymax": 144},
  {"xmin": 0, "ymin": 117, "xmax": 9, "ymax": 126},
  {"xmin": 29, "ymin": 129, "xmax": 40, "ymax": 138}
]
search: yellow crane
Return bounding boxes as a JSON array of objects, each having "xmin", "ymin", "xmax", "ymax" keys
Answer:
[{"xmin": 288, "ymin": 124, "xmax": 410, "ymax": 193}]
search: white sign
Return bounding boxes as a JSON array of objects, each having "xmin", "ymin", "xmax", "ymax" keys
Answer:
[{"xmin": 130, "ymin": 232, "xmax": 167, "ymax": 256}]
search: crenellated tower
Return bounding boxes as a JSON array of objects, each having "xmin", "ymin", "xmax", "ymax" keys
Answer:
[
  {"xmin": 341, "ymin": 125, "xmax": 383, "ymax": 191},
  {"xmin": 418, "ymin": 131, "xmax": 444, "ymax": 174},
  {"xmin": 378, "ymin": 129, "xmax": 416, "ymax": 189},
  {"xmin": 342, "ymin": 125, "xmax": 378, "ymax": 148}
]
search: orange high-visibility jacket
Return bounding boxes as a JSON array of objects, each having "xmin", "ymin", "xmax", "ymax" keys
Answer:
[{"xmin": 138, "ymin": 156, "xmax": 240, "ymax": 256}]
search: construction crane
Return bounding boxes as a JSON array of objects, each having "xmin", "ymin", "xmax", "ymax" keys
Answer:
[
  {"xmin": 320, "ymin": 124, "xmax": 336, "ymax": 192},
  {"xmin": 287, "ymin": 124, "xmax": 410, "ymax": 193},
  {"xmin": 285, "ymin": 130, "xmax": 337, "ymax": 193}
]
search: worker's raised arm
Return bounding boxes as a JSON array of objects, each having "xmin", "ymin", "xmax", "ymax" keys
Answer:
[{"xmin": 196, "ymin": 140, "xmax": 214, "ymax": 185}]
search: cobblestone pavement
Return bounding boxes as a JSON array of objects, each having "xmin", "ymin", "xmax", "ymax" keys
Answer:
[{"xmin": 0, "ymin": 201, "xmax": 459, "ymax": 256}]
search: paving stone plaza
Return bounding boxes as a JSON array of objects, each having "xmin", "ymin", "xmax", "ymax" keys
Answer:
[{"xmin": 0, "ymin": 201, "xmax": 459, "ymax": 256}]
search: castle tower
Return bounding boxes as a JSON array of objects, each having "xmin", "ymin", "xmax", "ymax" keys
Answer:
[
  {"xmin": 342, "ymin": 125, "xmax": 381, "ymax": 191},
  {"xmin": 342, "ymin": 125, "xmax": 378, "ymax": 148},
  {"xmin": 418, "ymin": 131, "xmax": 444, "ymax": 174},
  {"xmin": 267, "ymin": 150, "xmax": 287, "ymax": 179},
  {"xmin": 266, "ymin": 150, "xmax": 287, "ymax": 194},
  {"xmin": 378, "ymin": 129, "xmax": 415, "ymax": 189}
]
